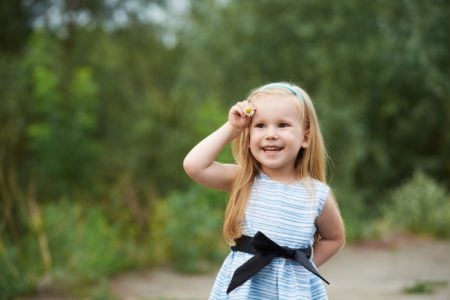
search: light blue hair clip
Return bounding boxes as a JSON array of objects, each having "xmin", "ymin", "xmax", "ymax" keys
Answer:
[{"xmin": 260, "ymin": 82, "xmax": 305, "ymax": 102}]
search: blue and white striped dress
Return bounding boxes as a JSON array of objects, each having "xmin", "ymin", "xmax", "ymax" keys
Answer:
[{"xmin": 209, "ymin": 172, "xmax": 330, "ymax": 300}]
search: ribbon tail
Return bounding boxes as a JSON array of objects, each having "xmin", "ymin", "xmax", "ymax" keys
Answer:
[
  {"xmin": 227, "ymin": 253, "xmax": 275, "ymax": 294},
  {"xmin": 294, "ymin": 251, "xmax": 330, "ymax": 285}
]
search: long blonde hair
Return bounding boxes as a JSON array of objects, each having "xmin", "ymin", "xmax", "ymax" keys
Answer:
[{"xmin": 223, "ymin": 82, "xmax": 328, "ymax": 245}]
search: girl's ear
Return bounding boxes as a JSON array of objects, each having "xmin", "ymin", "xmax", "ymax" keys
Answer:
[{"xmin": 301, "ymin": 129, "xmax": 310, "ymax": 148}]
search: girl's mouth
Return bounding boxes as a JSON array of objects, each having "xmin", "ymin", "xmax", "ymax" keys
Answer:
[{"xmin": 262, "ymin": 146, "xmax": 283, "ymax": 152}]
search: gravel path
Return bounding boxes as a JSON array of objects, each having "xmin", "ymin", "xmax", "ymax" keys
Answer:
[{"xmin": 110, "ymin": 238, "xmax": 450, "ymax": 300}]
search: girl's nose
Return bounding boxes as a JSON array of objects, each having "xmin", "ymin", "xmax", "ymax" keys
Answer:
[{"xmin": 265, "ymin": 127, "xmax": 278, "ymax": 139}]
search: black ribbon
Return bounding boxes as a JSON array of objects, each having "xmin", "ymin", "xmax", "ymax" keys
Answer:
[{"xmin": 227, "ymin": 231, "xmax": 329, "ymax": 294}]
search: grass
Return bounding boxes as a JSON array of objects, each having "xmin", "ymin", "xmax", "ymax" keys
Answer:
[{"xmin": 403, "ymin": 279, "xmax": 448, "ymax": 294}]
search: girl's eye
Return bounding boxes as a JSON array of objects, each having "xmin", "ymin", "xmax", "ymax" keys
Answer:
[
  {"xmin": 255, "ymin": 123, "xmax": 265, "ymax": 128},
  {"xmin": 279, "ymin": 123, "xmax": 290, "ymax": 128}
]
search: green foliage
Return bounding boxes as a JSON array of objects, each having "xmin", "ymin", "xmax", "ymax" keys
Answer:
[
  {"xmin": 43, "ymin": 199, "xmax": 128, "ymax": 281},
  {"xmin": 180, "ymin": 0, "xmax": 450, "ymax": 215},
  {"xmin": 1, "ymin": 0, "xmax": 450, "ymax": 298},
  {"xmin": 0, "ymin": 236, "xmax": 43, "ymax": 300},
  {"xmin": 333, "ymin": 187, "xmax": 371, "ymax": 241},
  {"xmin": 151, "ymin": 186, "xmax": 228, "ymax": 273},
  {"xmin": 403, "ymin": 280, "xmax": 448, "ymax": 295},
  {"xmin": 0, "ymin": 198, "xmax": 145, "ymax": 299},
  {"xmin": 22, "ymin": 32, "xmax": 101, "ymax": 195},
  {"xmin": 384, "ymin": 171, "xmax": 450, "ymax": 238}
]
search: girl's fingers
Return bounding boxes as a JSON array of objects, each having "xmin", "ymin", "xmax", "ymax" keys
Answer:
[
  {"xmin": 232, "ymin": 101, "xmax": 250, "ymax": 115},
  {"xmin": 228, "ymin": 101, "xmax": 255, "ymax": 129},
  {"xmin": 231, "ymin": 104, "xmax": 245, "ymax": 117}
]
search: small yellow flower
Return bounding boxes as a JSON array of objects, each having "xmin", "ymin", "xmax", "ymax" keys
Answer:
[{"xmin": 243, "ymin": 105, "xmax": 255, "ymax": 117}]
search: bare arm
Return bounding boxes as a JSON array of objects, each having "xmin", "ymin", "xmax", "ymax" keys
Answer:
[
  {"xmin": 313, "ymin": 193, "xmax": 345, "ymax": 267},
  {"xmin": 183, "ymin": 101, "xmax": 255, "ymax": 191}
]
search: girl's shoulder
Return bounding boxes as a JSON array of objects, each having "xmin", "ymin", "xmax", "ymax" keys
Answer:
[
  {"xmin": 296, "ymin": 178, "xmax": 331, "ymax": 213},
  {"xmin": 306, "ymin": 178, "xmax": 332, "ymax": 216},
  {"xmin": 301, "ymin": 177, "xmax": 331, "ymax": 200}
]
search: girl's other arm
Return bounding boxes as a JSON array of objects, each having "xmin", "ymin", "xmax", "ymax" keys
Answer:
[{"xmin": 313, "ymin": 193, "xmax": 345, "ymax": 267}]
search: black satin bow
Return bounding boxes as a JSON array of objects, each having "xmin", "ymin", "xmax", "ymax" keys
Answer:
[{"xmin": 227, "ymin": 231, "xmax": 329, "ymax": 294}]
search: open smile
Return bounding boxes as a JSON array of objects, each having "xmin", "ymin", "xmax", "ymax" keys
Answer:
[{"xmin": 262, "ymin": 146, "xmax": 284, "ymax": 152}]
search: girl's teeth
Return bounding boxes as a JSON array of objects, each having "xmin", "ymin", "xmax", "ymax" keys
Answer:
[{"xmin": 264, "ymin": 146, "xmax": 281, "ymax": 151}]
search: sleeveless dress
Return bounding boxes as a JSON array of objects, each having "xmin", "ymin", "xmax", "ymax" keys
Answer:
[{"xmin": 209, "ymin": 172, "xmax": 330, "ymax": 300}]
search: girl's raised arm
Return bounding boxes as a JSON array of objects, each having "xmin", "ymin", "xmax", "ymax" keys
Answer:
[{"xmin": 183, "ymin": 101, "xmax": 255, "ymax": 191}]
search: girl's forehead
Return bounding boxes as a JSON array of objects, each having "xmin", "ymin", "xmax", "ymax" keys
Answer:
[
  {"xmin": 251, "ymin": 92, "xmax": 301, "ymax": 111},
  {"xmin": 251, "ymin": 93, "xmax": 303, "ymax": 120}
]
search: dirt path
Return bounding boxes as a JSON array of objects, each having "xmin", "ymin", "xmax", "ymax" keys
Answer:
[{"xmin": 110, "ymin": 238, "xmax": 450, "ymax": 300}]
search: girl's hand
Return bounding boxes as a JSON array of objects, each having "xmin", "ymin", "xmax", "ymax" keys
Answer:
[{"xmin": 228, "ymin": 101, "xmax": 256, "ymax": 131}]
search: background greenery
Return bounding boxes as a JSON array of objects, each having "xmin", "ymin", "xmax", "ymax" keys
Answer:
[{"xmin": 1, "ymin": 0, "xmax": 449, "ymax": 299}]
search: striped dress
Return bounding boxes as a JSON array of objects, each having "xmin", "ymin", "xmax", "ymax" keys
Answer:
[{"xmin": 209, "ymin": 172, "xmax": 330, "ymax": 300}]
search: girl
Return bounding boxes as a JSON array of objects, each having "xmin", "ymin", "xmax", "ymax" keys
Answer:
[{"xmin": 183, "ymin": 82, "xmax": 345, "ymax": 299}]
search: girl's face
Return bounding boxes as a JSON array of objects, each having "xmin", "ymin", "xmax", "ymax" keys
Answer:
[{"xmin": 249, "ymin": 92, "xmax": 309, "ymax": 179}]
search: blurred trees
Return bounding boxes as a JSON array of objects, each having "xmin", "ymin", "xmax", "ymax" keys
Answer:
[
  {"xmin": 178, "ymin": 0, "xmax": 450, "ymax": 217},
  {"xmin": 0, "ymin": 0, "xmax": 449, "ymax": 298}
]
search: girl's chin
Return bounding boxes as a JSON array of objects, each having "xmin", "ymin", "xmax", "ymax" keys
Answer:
[{"xmin": 259, "ymin": 162, "xmax": 295, "ymax": 172}]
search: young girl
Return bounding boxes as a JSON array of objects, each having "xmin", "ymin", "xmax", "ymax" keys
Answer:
[{"xmin": 183, "ymin": 82, "xmax": 345, "ymax": 299}]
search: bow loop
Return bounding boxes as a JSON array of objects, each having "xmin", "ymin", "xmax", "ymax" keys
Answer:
[{"xmin": 251, "ymin": 231, "xmax": 283, "ymax": 254}]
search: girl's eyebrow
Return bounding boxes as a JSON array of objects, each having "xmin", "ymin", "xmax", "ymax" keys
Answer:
[
  {"xmin": 251, "ymin": 115, "xmax": 265, "ymax": 121},
  {"xmin": 253, "ymin": 115, "xmax": 294, "ymax": 121},
  {"xmin": 251, "ymin": 119, "xmax": 265, "ymax": 124},
  {"xmin": 275, "ymin": 117, "xmax": 295, "ymax": 123}
]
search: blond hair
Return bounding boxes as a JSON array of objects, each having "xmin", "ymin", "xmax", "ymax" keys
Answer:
[{"xmin": 223, "ymin": 82, "xmax": 328, "ymax": 245}]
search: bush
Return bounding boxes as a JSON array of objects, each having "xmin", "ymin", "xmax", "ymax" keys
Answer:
[
  {"xmin": 151, "ymin": 186, "xmax": 228, "ymax": 272},
  {"xmin": 43, "ymin": 199, "xmax": 129, "ymax": 281},
  {"xmin": 0, "ymin": 198, "xmax": 138, "ymax": 299},
  {"xmin": 0, "ymin": 236, "xmax": 43, "ymax": 300},
  {"xmin": 384, "ymin": 171, "xmax": 450, "ymax": 238}
]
